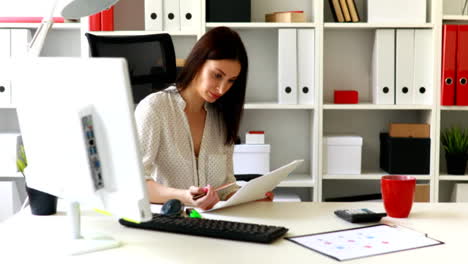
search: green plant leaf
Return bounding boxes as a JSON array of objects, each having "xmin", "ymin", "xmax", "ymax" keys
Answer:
[
  {"xmin": 441, "ymin": 125, "xmax": 468, "ymax": 154},
  {"xmin": 19, "ymin": 145, "xmax": 27, "ymax": 167},
  {"xmin": 16, "ymin": 144, "xmax": 28, "ymax": 176},
  {"xmin": 16, "ymin": 159, "xmax": 26, "ymax": 173}
]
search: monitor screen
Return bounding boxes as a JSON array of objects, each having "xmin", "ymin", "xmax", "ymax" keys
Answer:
[
  {"xmin": 11, "ymin": 57, "xmax": 152, "ymax": 254},
  {"xmin": 85, "ymin": 33, "xmax": 176, "ymax": 104}
]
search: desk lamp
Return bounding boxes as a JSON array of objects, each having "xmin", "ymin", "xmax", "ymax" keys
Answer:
[{"xmin": 28, "ymin": 0, "xmax": 120, "ymax": 56}]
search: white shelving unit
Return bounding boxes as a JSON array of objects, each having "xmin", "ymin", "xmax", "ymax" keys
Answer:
[
  {"xmin": 3, "ymin": 0, "xmax": 468, "ymax": 203},
  {"xmin": 0, "ymin": 22, "xmax": 81, "ymax": 29}
]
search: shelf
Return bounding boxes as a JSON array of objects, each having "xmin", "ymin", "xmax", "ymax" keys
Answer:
[
  {"xmin": 0, "ymin": 173, "xmax": 23, "ymax": 179},
  {"xmin": 443, "ymin": 15, "xmax": 468, "ymax": 21},
  {"xmin": 278, "ymin": 174, "xmax": 314, "ymax": 187},
  {"xmin": 0, "ymin": 105, "xmax": 16, "ymax": 109},
  {"xmin": 440, "ymin": 106, "xmax": 468, "ymax": 111},
  {"xmin": 206, "ymin": 22, "xmax": 316, "ymax": 29},
  {"xmin": 323, "ymin": 103, "xmax": 433, "ymax": 110},
  {"xmin": 88, "ymin": 30, "xmax": 199, "ymax": 36},
  {"xmin": 324, "ymin": 23, "xmax": 434, "ymax": 29},
  {"xmin": 439, "ymin": 175, "xmax": 468, "ymax": 181},
  {"xmin": 0, "ymin": 23, "xmax": 81, "ymax": 29},
  {"xmin": 244, "ymin": 103, "xmax": 314, "ymax": 110},
  {"xmin": 323, "ymin": 172, "xmax": 431, "ymax": 180}
]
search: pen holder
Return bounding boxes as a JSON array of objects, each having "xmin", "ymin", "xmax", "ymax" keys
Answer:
[{"xmin": 26, "ymin": 185, "xmax": 57, "ymax": 215}]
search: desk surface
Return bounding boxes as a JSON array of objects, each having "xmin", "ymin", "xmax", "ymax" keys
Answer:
[{"xmin": 1, "ymin": 202, "xmax": 467, "ymax": 263}]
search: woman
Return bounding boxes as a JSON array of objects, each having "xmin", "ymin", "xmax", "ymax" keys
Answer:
[{"xmin": 135, "ymin": 27, "xmax": 268, "ymax": 211}]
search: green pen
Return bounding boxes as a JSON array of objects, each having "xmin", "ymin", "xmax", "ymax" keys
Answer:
[{"xmin": 187, "ymin": 208, "xmax": 202, "ymax": 218}]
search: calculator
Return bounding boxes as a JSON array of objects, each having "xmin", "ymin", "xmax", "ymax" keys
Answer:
[{"xmin": 334, "ymin": 209, "xmax": 387, "ymax": 223}]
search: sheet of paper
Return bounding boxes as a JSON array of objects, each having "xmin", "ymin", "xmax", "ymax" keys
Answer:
[{"xmin": 286, "ymin": 224, "xmax": 443, "ymax": 261}]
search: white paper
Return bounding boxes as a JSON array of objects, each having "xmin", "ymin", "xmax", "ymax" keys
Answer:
[{"xmin": 287, "ymin": 224, "xmax": 442, "ymax": 261}]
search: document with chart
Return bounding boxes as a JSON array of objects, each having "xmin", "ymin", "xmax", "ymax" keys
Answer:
[{"xmin": 286, "ymin": 224, "xmax": 443, "ymax": 261}]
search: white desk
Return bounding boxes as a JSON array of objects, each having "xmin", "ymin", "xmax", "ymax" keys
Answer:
[{"xmin": 1, "ymin": 202, "xmax": 467, "ymax": 263}]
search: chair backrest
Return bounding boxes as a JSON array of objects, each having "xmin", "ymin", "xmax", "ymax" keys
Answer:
[{"xmin": 85, "ymin": 33, "xmax": 176, "ymax": 104}]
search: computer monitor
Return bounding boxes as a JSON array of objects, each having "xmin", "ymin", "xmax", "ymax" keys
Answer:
[
  {"xmin": 85, "ymin": 33, "xmax": 177, "ymax": 104},
  {"xmin": 11, "ymin": 57, "xmax": 152, "ymax": 255}
]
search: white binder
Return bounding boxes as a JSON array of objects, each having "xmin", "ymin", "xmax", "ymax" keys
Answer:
[
  {"xmin": 297, "ymin": 29, "xmax": 315, "ymax": 105},
  {"xmin": 144, "ymin": 0, "xmax": 163, "ymax": 31},
  {"xmin": 10, "ymin": 29, "xmax": 31, "ymax": 57},
  {"xmin": 163, "ymin": 0, "xmax": 180, "ymax": 31},
  {"xmin": 0, "ymin": 79, "xmax": 11, "ymax": 106},
  {"xmin": 278, "ymin": 29, "xmax": 297, "ymax": 104},
  {"xmin": 180, "ymin": 0, "xmax": 199, "ymax": 32},
  {"xmin": 0, "ymin": 30, "xmax": 11, "ymax": 106},
  {"xmin": 396, "ymin": 29, "xmax": 415, "ymax": 105},
  {"xmin": 372, "ymin": 29, "xmax": 395, "ymax": 104},
  {"xmin": 413, "ymin": 29, "xmax": 433, "ymax": 105},
  {"xmin": 0, "ymin": 29, "xmax": 10, "ymax": 58}
]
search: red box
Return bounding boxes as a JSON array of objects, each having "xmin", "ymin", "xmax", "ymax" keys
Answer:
[{"xmin": 334, "ymin": 90, "xmax": 359, "ymax": 104}]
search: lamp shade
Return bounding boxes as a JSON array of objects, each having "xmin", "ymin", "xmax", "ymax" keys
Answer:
[{"xmin": 61, "ymin": 0, "xmax": 120, "ymax": 19}]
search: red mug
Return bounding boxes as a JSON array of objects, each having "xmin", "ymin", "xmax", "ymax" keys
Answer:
[{"xmin": 381, "ymin": 175, "xmax": 416, "ymax": 218}]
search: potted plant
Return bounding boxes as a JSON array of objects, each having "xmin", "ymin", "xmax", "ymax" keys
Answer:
[
  {"xmin": 441, "ymin": 126, "xmax": 468, "ymax": 175},
  {"xmin": 16, "ymin": 144, "xmax": 57, "ymax": 215}
]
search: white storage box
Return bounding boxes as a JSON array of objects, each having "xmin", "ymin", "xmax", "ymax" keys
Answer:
[
  {"xmin": 0, "ymin": 133, "xmax": 21, "ymax": 176},
  {"xmin": 273, "ymin": 189, "xmax": 302, "ymax": 202},
  {"xmin": 233, "ymin": 144, "xmax": 270, "ymax": 175},
  {"xmin": 368, "ymin": 0, "xmax": 426, "ymax": 24},
  {"xmin": 323, "ymin": 135, "xmax": 363, "ymax": 175},
  {"xmin": 245, "ymin": 131, "xmax": 265, "ymax": 144}
]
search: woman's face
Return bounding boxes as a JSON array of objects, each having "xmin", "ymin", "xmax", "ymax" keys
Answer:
[{"xmin": 192, "ymin": 59, "xmax": 241, "ymax": 103}]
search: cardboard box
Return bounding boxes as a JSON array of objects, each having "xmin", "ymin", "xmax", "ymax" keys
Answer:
[
  {"xmin": 451, "ymin": 183, "xmax": 468, "ymax": 202},
  {"xmin": 389, "ymin": 123, "xmax": 430, "ymax": 138},
  {"xmin": 414, "ymin": 184, "xmax": 430, "ymax": 202},
  {"xmin": 265, "ymin": 12, "xmax": 306, "ymax": 23}
]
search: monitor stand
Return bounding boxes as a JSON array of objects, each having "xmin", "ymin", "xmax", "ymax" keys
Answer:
[{"xmin": 65, "ymin": 201, "xmax": 120, "ymax": 255}]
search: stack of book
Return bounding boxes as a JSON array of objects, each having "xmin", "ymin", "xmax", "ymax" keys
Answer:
[{"xmin": 329, "ymin": 0, "xmax": 360, "ymax": 22}]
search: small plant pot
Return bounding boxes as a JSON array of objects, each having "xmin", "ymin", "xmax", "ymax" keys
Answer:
[
  {"xmin": 445, "ymin": 153, "xmax": 468, "ymax": 175},
  {"xmin": 25, "ymin": 185, "xmax": 58, "ymax": 215}
]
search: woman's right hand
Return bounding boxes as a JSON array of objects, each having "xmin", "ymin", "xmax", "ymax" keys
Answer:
[{"xmin": 185, "ymin": 185, "xmax": 220, "ymax": 210}]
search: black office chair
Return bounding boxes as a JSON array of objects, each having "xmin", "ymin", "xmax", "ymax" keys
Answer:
[{"xmin": 85, "ymin": 33, "xmax": 177, "ymax": 104}]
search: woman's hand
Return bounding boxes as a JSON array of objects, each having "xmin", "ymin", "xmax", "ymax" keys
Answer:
[
  {"xmin": 186, "ymin": 185, "xmax": 220, "ymax": 210},
  {"xmin": 256, "ymin": 191, "xmax": 274, "ymax": 202}
]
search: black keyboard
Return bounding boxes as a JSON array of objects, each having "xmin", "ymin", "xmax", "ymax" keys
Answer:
[{"xmin": 119, "ymin": 213, "xmax": 288, "ymax": 243}]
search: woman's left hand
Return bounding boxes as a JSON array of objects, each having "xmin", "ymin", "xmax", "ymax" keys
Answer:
[{"xmin": 256, "ymin": 191, "xmax": 274, "ymax": 202}]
